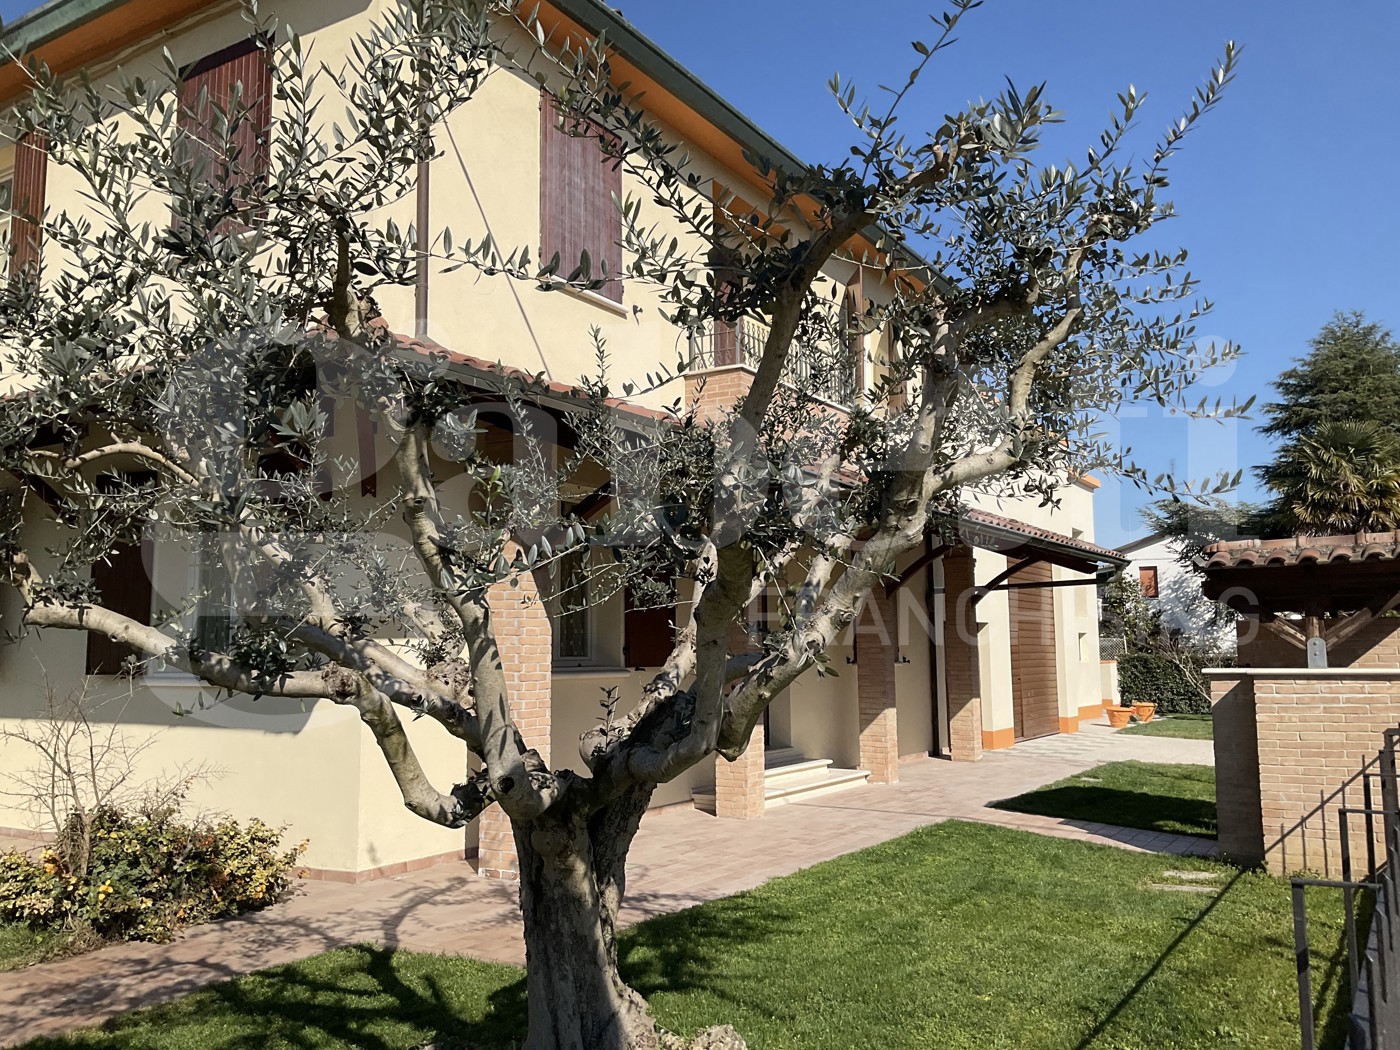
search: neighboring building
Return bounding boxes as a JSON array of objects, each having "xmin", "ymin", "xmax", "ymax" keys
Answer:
[
  {"xmin": 1115, "ymin": 531, "xmax": 1235, "ymax": 650},
  {"xmin": 0, "ymin": 0, "xmax": 1125, "ymax": 881}
]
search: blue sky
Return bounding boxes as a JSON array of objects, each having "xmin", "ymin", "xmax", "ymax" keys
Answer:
[
  {"xmin": 611, "ymin": 0, "xmax": 1400, "ymax": 546},
  {"xmin": 2, "ymin": 1, "xmax": 1396, "ymax": 546}
]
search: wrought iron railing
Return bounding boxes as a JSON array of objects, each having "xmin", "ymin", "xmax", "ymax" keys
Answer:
[
  {"xmin": 688, "ymin": 316, "xmax": 858, "ymax": 407},
  {"xmin": 1294, "ymin": 727, "xmax": 1400, "ymax": 1049}
]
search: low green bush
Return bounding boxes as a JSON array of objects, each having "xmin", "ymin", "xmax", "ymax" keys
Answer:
[
  {"xmin": 1117, "ymin": 649, "xmax": 1227, "ymax": 715},
  {"xmin": 0, "ymin": 801, "xmax": 305, "ymax": 944}
]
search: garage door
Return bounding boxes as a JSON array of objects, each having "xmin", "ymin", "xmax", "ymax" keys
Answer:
[{"xmin": 1009, "ymin": 560, "xmax": 1059, "ymax": 741}]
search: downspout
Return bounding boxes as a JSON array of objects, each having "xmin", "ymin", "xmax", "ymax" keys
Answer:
[
  {"xmin": 414, "ymin": 6, "xmax": 430, "ymax": 338},
  {"xmin": 925, "ymin": 534, "xmax": 944, "ymax": 757}
]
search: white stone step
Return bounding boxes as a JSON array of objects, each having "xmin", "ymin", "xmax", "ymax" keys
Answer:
[
  {"xmin": 691, "ymin": 761, "xmax": 870, "ymax": 813},
  {"xmin": 764, "ymin": 767, "xmax": 870, "ymax": 807},
  {"xmin": 764, "ymin": 746, "xmax": 807, "ymax": 769},
  {"xmin": 763, "ymin": 757, "xmax": 835, "ymax": 790}
]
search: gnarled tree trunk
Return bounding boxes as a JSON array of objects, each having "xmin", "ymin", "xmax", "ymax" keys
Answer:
[{"xmin": 514, "ymin": 784, "xmax": 663, "ymax": 1050}]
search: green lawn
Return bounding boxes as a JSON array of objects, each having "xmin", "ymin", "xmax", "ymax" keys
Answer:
[
  {"xmin": 1122, "ymin": 714, "xmax": 1215, "ymax": 740},
  {"xmin": 0, "ymin": 923, "xmax": 72, "ymax": 972},
  {"xmin": 16, "ymin": 821, "xmax": 1350, "ymax": 1050},
  {"xmin": 992, "ymin": 761, "xmax": 1218, "ymax": 838}
]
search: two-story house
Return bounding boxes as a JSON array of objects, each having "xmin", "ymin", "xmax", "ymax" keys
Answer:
[{"xmin": 0, "ymin": 0, "xmax": 1126, "ymax": 881}]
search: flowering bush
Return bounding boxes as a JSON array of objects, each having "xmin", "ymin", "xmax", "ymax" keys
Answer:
[{"xmin": 0, "ymin": 803, "xmax": 305, "ymax": 943}]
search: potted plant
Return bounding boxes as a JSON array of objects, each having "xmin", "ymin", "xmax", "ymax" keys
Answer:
[
  {"xmin": 1132, "ymin": 701, "xmax": 1157, "ymax": 724},
  {"xmin": 1106, "ymin": 703, "xmax": 1134, "ymax": 728}
]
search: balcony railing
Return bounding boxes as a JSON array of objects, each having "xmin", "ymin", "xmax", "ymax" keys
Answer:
[{"xmin": 689, "ymin": 316, "xmax": 858, "ymax": 407}]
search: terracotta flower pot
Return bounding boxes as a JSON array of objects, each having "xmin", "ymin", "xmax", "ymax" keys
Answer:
[
  {"xmin": 1106, "ymin": 706, "xmax": 1133, "ymax": 728},
  {"xmin": 1132, "ymin": 702, "xmax": 1157, "ymax": 724}
]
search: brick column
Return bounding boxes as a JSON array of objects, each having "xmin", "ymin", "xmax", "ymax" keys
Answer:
[
  {"xmin": 1210, "ymin": 673, "xmax": 1263, "ymax": 869},
  {"xmin": 476, "ymin": 558, "xmax": 552, "ymax": 880},
  {"xmin": 856, "ymin": 589, "xmax": 899, "ymax": 783},
  {"xmin": 943, "ymin": 546, "xmax": 983, "ymax": 762},
  {"xmin": 713, "ymin": 618, "xmax": 766, "ymax": 819}
]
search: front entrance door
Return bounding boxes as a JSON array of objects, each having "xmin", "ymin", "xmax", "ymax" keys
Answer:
[{"xmin": 1009, "ymin": 560, "xmax": 1059, "ymax": 741}]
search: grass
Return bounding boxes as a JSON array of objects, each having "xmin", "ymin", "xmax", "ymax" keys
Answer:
[
  {"xmin": 992, "ymin": 761, "xmax": 1218, "ymax": 839},
  {"xmin": 1122, "ymin": 714, "xmax": 1215, "ymax": 740},
  {"xmin": 0, "ymin": 923, "xmax": 73, "ymax": 972},
  {"xmin": 15, "ymin": 820, "xmax": 1350, "ymax": 1050}
]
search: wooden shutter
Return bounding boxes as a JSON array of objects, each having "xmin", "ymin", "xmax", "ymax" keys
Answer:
[
  {"xmin": 86, "ymin": 541, "xmax": 154, "ymax": 675},
  {"xmin": 623, "ymin": 583, "xmax": 676, "ymax": 668},
  {"xmin": 11, "ymin": 130, "xmax": 47, "ymax": 276},
  {"xmin": 178, "ymin": 37, "xmax": 271, "ymax": 231},
  {"xmin": 540, "ymin": 93, "xmax": 623, "ymax": 302}
]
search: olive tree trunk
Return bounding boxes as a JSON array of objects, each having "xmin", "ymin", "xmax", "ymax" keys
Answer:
[{"xmin": 513, "ymin": 785, "xmax": 668, "ymax": 1050}]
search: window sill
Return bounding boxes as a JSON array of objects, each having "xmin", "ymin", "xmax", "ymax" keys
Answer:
[
  {"xmin": 551, "ymin": 665, "xmax": 633, "ymax": 679},
  {"xmin": 545, "ymin": 282, "xmax": 629, "ymax": 317}
]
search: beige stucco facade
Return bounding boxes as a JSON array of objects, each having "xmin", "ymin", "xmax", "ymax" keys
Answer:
[{"xmin": 0, "ymin": 0, "xmax": 1119, "ymax": 879}]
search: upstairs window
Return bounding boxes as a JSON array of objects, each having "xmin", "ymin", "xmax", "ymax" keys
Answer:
[
  {"xmin": 1139, "ymin": 565, "xmax": 1160, "ymax": 599},
  {"xmin": 540, "ymin": 93, "xmax": 623, "ymax": 303},
  {"xmin": 177, "ymin": 37, "xmax": 272, "ymax": 232}
]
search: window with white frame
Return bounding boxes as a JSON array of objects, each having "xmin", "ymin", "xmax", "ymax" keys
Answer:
[{"xmin": 552, "ymin": 544, "xmax": 593, "ymax": 665}]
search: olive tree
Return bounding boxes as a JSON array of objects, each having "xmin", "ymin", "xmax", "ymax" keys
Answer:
[{"xmin": 0, "ymin": 1, "xmax": 1243, "ymax": 1046}]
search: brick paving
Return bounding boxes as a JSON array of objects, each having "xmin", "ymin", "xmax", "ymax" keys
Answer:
[{"xmin": 0, "ymin": 718, "xmax": 1213, "ymax": 1045}]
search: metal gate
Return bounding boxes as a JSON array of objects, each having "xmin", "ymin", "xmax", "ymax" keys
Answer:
[{"xmin": 1294, "ymin": 727, "xmax": 1400, "ymax": 1049}]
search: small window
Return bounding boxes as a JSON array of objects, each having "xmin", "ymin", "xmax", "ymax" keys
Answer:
[
  {"xmin": 1139, "ymin": 566, "xmax": 1160, "ymax": 599},
  {"xmin": 193, "ymin": 534, "xmax": 236, "ymax": 654},
  {"xmin": 552, "ymin": 545, "xmax": 592, "ymax": 664}
]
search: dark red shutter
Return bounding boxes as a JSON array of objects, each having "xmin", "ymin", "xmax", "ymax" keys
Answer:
[
  {"xmin": 623, "ymin": 585, "xmax": 676, "ymax": 668},
  {"xmin": 11, "ymin": 130, "xmax": 47, "ymax": 276},
  {"xmin": 178, "ymin": 37, "xmax": 271, "ymax": 231},
  {"xmin": 86, "ymin": 541, "xmax": 154, "ymax": 675},
  {"xmin": 540, "ymin": 93, "xmax": 623, "ymax": 302}
]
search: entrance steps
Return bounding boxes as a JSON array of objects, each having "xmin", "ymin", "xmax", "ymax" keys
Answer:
[{"xmin": 691, "ymin": 747, "xmax": 870, "ymax": 813}]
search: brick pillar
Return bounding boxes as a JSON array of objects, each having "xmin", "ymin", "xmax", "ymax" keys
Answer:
[
  {"xmin": 1210, "ymin": 673, "xmax": 1263, "ymax": 869},
  {"xmin": 476, "ymin": 557, "xmax": 552, "ymax": 880},
  {"xmin": 856, "ymin": 589, "xmax": 899, "ymax": 783},
  {"xmin": 713, "ymin": 618, "xmax": 766, "ymax": 819},
  {"xmin": 943, "ymin": 545, "xmax": 983, "ymax": 762}
]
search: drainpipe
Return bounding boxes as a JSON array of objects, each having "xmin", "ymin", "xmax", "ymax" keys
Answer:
[
  {"xmin": 414, "ymin": 7, "xmax": 430, "ymax": 338},
  {"xmin": 925, "ymin": 534, "xmax": 944, "ymax": 757}
]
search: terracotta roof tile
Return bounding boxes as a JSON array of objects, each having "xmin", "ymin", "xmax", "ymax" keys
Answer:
[
  {"xmin": 1201, "ymin": 531, "xmax": 1400, "ymax": 571},
  {"xmin": 960, "ymin": 508, "xmax": 1127, "ymax": 565}
]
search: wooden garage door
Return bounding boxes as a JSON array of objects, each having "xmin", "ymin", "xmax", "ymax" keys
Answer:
[{"xmin": 1009, "ymin": 560, "xmax": 1059, "ymax": 741}]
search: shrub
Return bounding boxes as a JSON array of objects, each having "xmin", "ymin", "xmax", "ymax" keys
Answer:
[
  {"xmin": 0, "ymin": 801, "xmax": 305, "ymax": 943},
  {"xmin": 1118, "ymin": 648, "xmax": 1230, "ymax": 715}
]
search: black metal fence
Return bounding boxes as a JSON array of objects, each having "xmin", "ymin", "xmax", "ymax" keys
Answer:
[{"xmin": 1294, "ymin": 727, "xmax": 1400, "ymax": 1049}]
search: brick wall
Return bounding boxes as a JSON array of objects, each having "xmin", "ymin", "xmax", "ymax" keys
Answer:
[
  {"xmin": 685, "ymin": 367, "xmax": 754, "ymax": 424},
  {"xmin": 943, "ymin": 546, "xmax": 983, "ymax": 762},
  {"xmin": 476, "ymin": 559, "xmax": 552, "ymax": 880},
  {"xmin": 1209, "ymin": 669, "xmax": 1400, "ymax": 876},
  {"xmin": 856, "ymin": 588, "xmax": 899, "ymax": 784}
]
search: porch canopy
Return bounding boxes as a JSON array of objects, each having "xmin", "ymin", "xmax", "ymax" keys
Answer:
[
  {"xmin": 888, "ymin": 508, "xmax": 1129, "ymax": 600},
  {"xmin": 1200, "ymin": 532, "xmax": 1400, "ymax": 666}
]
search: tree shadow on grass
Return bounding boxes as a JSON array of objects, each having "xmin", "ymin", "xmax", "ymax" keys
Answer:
[
  {"xmin": 992, "ymin": 785, "xmax": 1218, "ymax": 838},
  {"xmin": 19, "ymin": 945, "xmax": 530, "ymax": 1050}
]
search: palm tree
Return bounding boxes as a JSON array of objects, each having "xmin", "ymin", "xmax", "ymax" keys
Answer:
[{"xmin": 1267, "ymin": 419, "xmax": 1400, "ymax": 535}]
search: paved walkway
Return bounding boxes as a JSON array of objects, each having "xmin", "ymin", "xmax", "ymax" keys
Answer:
[{"xmin": 1, "ymin": 718, "xmax": 1213, "ymax": 1045}]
